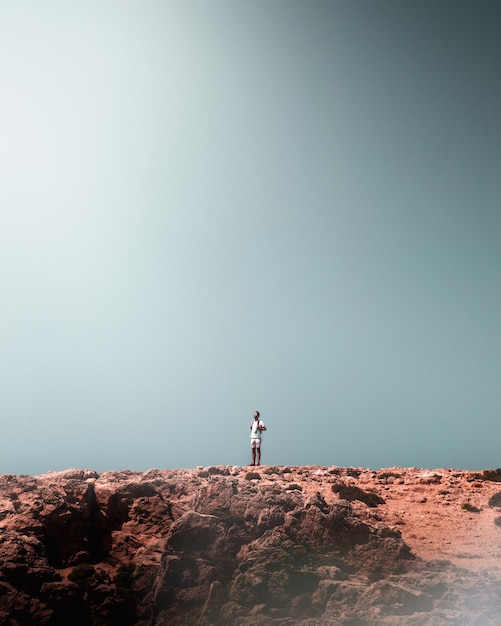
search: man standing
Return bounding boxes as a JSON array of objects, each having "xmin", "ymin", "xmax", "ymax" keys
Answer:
[{"xmin": 249, "ymin": 411, "xmax": 266, "ymax": 466}]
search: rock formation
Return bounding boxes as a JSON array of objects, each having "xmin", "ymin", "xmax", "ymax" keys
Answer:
[{"xmin": 0, "ymin": 465, "xmax": 500, "ymax": 625}]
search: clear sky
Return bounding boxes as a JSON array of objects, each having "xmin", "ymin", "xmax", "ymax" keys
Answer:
[{"xmin": 1, "ymin": 1, "xmax": 499, "ymax": 475}]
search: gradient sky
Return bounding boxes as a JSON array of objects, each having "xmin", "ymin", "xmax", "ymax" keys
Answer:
[{"xmin": 1, "ymin": 1, "xmax": 499, "ymax": 475}]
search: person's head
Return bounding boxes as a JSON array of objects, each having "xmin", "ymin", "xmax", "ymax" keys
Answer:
[{"xmin": 254, "ymin": 411, "xmax": 260, "ymax": 419}]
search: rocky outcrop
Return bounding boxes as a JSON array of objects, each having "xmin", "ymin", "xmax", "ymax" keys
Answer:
[{"xmin": 0, "ymin": 466, "xmax": 500, "ymax": 625}]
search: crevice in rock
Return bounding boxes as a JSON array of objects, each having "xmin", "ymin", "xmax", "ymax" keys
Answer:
[
  {"xmin": 40, "ymin": 484, "xmax": 113, "ymax": 568},
  {"xmin": 85, "ymin": 483, "xmax": 113, "ymax": 563}
]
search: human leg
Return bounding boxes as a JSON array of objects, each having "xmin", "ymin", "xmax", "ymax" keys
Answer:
[
  {"xmin": 250, "ymin": 439, "xmax": 257, "ymax": 465},
  {"xmin": 255, "ymin": 439, "xmax": 261, "ymax": 466}
]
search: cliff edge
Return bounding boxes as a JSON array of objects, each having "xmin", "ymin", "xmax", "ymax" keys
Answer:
[{"xmin": 1, "ymin": 465, "xmax": 500, "ymax": 625}]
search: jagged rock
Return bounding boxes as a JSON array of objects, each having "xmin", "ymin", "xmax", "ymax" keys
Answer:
[{"xmin": 0, "ymin": 466, "xmax": 500, "ymax": 624}]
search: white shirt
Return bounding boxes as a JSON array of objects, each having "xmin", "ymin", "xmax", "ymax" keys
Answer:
[{"xmin": 250, "ymin": 418, "xmax": 265, "ymax": 439}]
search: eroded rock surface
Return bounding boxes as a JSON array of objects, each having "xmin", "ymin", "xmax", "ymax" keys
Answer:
[{"xmin": 0, "ymin": 465, "xmax": 500, "ymax": 624}]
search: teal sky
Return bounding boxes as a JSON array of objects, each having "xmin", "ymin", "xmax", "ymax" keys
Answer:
[{"xmin": 1, "ymin": 1, "xmax": 499, "ymax": 474}]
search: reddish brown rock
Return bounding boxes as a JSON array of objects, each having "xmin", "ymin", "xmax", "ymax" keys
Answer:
[{"xmin": 0, "ymin": 466, "xmax": 500, "ymax": 624}]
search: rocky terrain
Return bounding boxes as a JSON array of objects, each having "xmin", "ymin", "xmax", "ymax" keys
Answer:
[{"xmin": 1, "ymin": 465, "xmax": 501, "ymax": 625}]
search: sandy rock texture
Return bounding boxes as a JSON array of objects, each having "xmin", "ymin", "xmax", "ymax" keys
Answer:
[{"xmin": 0, "ymin": 465, "xmax": 500, "ymax": 625}]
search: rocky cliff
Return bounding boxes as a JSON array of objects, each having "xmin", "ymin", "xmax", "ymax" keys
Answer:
[{"xmin": 1, "ymin": 465, "xmax": 500, "ymax": 625}]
